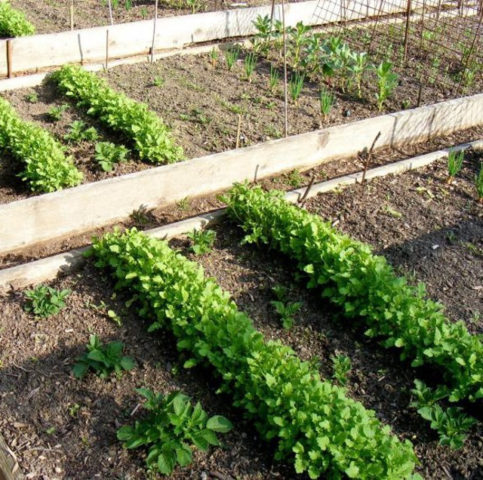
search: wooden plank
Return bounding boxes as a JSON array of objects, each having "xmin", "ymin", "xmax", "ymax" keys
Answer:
[
  {"xmin": 0, "ymin": 0, "xmax": 419, "ymax": 76},
  {"xmin": 0, "ymin": 94, "xmax": 482, "ymax": 255},
  {"xmin": 2, "ymin": 138, "xmax": 481, "ymax": 292}
]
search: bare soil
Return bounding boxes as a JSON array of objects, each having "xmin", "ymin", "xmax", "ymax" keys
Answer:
[{"xmin": 0, "ymin": 148, "xmax": 482, "ymax": 479}]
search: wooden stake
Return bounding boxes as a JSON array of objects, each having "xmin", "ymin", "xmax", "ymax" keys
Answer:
[
  {"xmin": 70, "ymin": 0, "xmax": 74, "ymax": 30},
  {"xmin": 151, "ymin": 0, "xmax": 159, "ymax": 63},
  {"xmin": 403, "ymin": 0, "xmax": 412, "ymax": 63},
  {"xmin": 236, "ymin": 114, "xmax": 242, "ymax": 149},
  {"xmin": 107, "ymin": 0, "xmax": 114, "ymax": 25},
  {"xmin": 6, "ymin": 40, "xmax": 12, "ymax": 79},
  {"xmin": 77, "ymin": 33, "xmax": 84, "ymax": 65},
  {"xmin": 105, "ymin": 29, "xmax": 109, "ymax": 70},
  {"xmin": 282, "ymin": 0, "xmax": 288, "ymax": 138}
]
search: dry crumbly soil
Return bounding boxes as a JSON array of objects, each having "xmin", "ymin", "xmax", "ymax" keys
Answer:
[
  {"xmin": 0, "ymin": 125, "xmax": 482, "ymax": 269},
  {"xmin": 9, "ymin": 0, "xmax": 294, "ymax": 35},
  {"xmin": 0, "ymin": 145, "xmax": 482, "ymax": 479}
]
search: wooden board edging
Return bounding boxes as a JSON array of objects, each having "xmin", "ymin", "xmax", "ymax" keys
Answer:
[
  {"xmin": 1, "ymin": 139, "xmax": 481, "ymax": 293},
  {"xmin": 0, "ymin": 93, "xmax": 482, "ymax": 256}
]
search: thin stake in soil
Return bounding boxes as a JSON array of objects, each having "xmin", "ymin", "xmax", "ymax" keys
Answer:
[
  {"xmin": 403, "ymin": 0, "xmax": 412, "ymax": 63},
  {"xmin": 105, "ymin": 29, "xmax": 109, "ymax": 70},
  {"xmin": 359, "ymin": 131, "xmax": 381, "ymax": 184},
  {"xmin": 151, "ymin": 0, "xmax": 159, "ymax": 63},
  {"xmin": 298, "ymin": 174, "xmax": 316, "ymax": 205},
  {"xmin": 107, "ymin": 0, "xmax": 114, "ymax": 25},
  {"xmin": 282, "ymin": 0, "xmax": 288, "ymax": 137},
  {"xmin": 77, "ymin": 33, "xmax": 84, "ymax": 65},
  {"xmin": 236, "ymin": 114, "xmax": 242, "ymax": 149},
  {"xmin": 6, "ymin": 40, "xmax": 12, "ymax": 79}
]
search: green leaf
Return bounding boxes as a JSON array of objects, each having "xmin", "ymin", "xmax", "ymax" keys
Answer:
[
  {"xmin": 206, "ymin": 415, "xmax": 233, "ymax": 433},
  {"xmin": 175, "ymin": 445, "xmax": 193, "ymax": 467},
  {"xmin": 158, "ymin": 450, "xmax": 176, "ymax": 475}
]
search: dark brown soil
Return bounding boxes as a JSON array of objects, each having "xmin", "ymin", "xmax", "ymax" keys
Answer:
[
  {"xmin": 0, "ymin": 125, "xmax": 481, "ymax": 269},
  {"xmin": 9, "ymin": 0, "xmax": 293, "ymax": 35},
  {"xmin": 0, "ymin": 149, "xmax": 482, "ymax": 479}
]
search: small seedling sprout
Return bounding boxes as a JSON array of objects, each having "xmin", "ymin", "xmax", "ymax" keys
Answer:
[{"xmin": 446, "ymin": 149, "xmax": 464, "ymax": 184}]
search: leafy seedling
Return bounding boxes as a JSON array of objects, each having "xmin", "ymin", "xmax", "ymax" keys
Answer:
[
  {"xmin": 25, "ymin": 92, "xmax": 38, "ymax": 103},
  {"xmin": 47, "ymin": 104, "xmax": 69, "ymax": 122},
  {"xmin": 446, "ymin": 149, "xmax": 464, "ymax": 184},
  {"xmin": 64, "ymin": 120, "xmax": 99, "ymax": 143},
  {"xmin": 331, "ymin": 354, "xmax": 351, "ymax": 385},
  {"xmin": 270, "ymin": 285, "xmax": 301, "ymax": 329},
  {"xmin": 95, "ymin": 142, "xmax": 129, "ymax": 172},
  {"xmin": 117, "ymin": 389, "xmax": 233, "ymax": 475},
  {"xmin": 24, "ymin": 285, "xmax": 71, "ymax": 318},
  {"xmin": 375, "ymin": 60, "xmax": 398, "ymax": 111},
  {"xmin": 72, "ymin": 334, "xmax": 135, "ymax": 379},
  {"xmin": 187, "ymin": 229, "xmax": 216, "ymax": 255}
]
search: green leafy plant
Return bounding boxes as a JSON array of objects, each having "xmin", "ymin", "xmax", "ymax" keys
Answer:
[
  {"xmin": 95, "ymin": 142, "xmax": 129, "ymax": 172},
  {"xmin": 72, "ymin": 334, "xmax": 135, "ymax": 379},
  {"xmin": 153, "ymin": 76, "xmax": 164, "ymax": 87},
  {"xmin": 225, "ymin": 46, "xmax": 240, "ymax": 71},
  {"xmin": 319, "ymin": 89, "xmax": 335, "ymax": 121},
  {"xmin": 47, "ymin": 104, "xmax": 69, "ymax": 122},
  {"xmin": 288, "ymin": 22, "xmax": 311, "ymax": 71},
  {"xmin": 284, "ymin": 169, "xmax": 303, "ymax": 187},
  {"xmin": 187, "ymin": 229, "xmax": 216, "ymax": 255},
  {"xmin": 24, "ymin": 285, "xmax": 71, "ymax": 318},
  {"xmin": 349, "ymin": 52, "xmax": 369, "ymax": 98},
  {"xmin": 289, "ymin": 73, "xmax": 304, "ymax": 106},
  {"xmin": 0, "ymin": 98, "xmax": 82, "ymax": 192},
  {"xmin": 64, "ymin": 120, "xmax": 98, "ymax": 143},
  {"xmin": 117, "ymin": 388, "xmax": 232, "ymax": 475},
  {"xmin": 244, "ymin": 52, "xmax": 257, "ymax": 82},
  {"xmin": 375, "ymin": 61, "xmax": 398, "ymax": 111},
  {"xmin": 224, "ymin": 184, "xmax": 483, "ymax": 405},
  {"xmin": 52, "ymin": 65, "xmax": 183, "ymax": 164},
  {"xmin": 0, "ymin": 1, "xmax": 35, "ymax": 37},
  {"xmin": 446, "ymin": 149, "xmax": 464, "ymax": 184},
  {"xmin": 90, "ymin": 228, "xmax": 419, "ymax": 480},
  {"xmin": 270, "ymin": 285, "xmax": 301, "ymax": 329},
  {"xmin": 252, "ymin": 15, "xmax": 273, "ymax": 55},
  {"xmin": 331, "ymin": 354, "xmax": 351, "ymax": 386},
  {"xmin": 410, "ymin": 380, "xmax": 476, "ymax": 449}
]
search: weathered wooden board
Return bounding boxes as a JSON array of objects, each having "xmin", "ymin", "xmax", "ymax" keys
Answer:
[
  {"xmin": 0, "ymin": 94, "xmax": 482, "ymax": 255},
  {"xmin": 2, "ymin": 138, "xmax": 481, "ymax": 292},
  {"xmin": 0, "ymin": 0, "xmax": 419, "ymax": 76}
]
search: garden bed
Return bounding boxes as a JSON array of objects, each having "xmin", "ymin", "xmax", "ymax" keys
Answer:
[
  {"xmin": 0, "ymin": 149, "xmax": 481, "ymax": 479},
  {"xmin": 0, "ymin": 126, "xmax": 481, "ymax": 269}
]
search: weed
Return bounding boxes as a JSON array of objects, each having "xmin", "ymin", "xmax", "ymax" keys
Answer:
[
  {"xmin": 24, "ymin": 285, "xmax": 70, "ymax": 318},
  {"xmin": 331, "ymin": 354, "xmax": 351, "ymax": 386},
  {"xmin": 25, "ymin": 92, "xmax": 39, "ymax": 103},
  {"xmin": 117, "ymin": 389, "xmax": 232, "ymax": 475},
  {"xmin": 68, "ymin": 403, "xmax": 81, "ymax": 417},
  {"xmin": 153, "ymin": 76, "xmax": 164, "ymax": 87},
  {"xmin": 187, "ymin": 229, "xmax": 216, "ymax": 255},
  {"xmin": 289, "ymin": 73, "xmax": 304, "ymax": 106},
  {"xmin": 225, "ymin": 46, "xmax": 240, "ymax": 71},
  {"xmin": 382, "ymin": 204, "xmax": 403, "ymax": 219},
  {"xmin": 64, "ymin": 120, "xmax": 98, "ymax": 143},
  {"xmin": 72, "ymin": 334, "xmax": 135, "ymax": 379},
  {"xmin": 176, "ymin": 196, "xmax": 191, "ymax": 211},
  {"xmin": 270, "ymin": 285, "xmax": 301, "ymax": 330},
  {"xmin": 319, "ymin": 89, "xmax": 334, "ymax": 120},
  {"xmin": 186, "ymin": 0, "xmax": 203, "ymax": 13},
  {"xmin": 47, "ymin": 104, "xmax": 69, "ymax": 122},
  {"xmin": 285, "ymin": 169, "xmax": 303, "ymax": 187},
  {"xmin": 95, "ymin": 142, "xmax": 129, "ymax": 172},
  {"xmin": 244, "ymin": 52, "xmax": 257, "ymax": 82},
  {"xmin": 108, "ymin": 309, "xmax": 123, "ymax": 326},
  {"xmin": 130, "ymin": 206, "xmax": 152, "ymax": 226},
  {"xmin": 219, "ymin": 99, "xmax": 244, "ymax": 115}
]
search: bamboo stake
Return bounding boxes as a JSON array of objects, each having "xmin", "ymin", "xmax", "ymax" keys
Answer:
[
  {"xmin": 70, "ymin": 0, "xmax": 74, "ymax": 30},
  {"xmin": 282, "ymin": 0, "xmax": 288, "ymax": 137},
  {"xmin": 236, "ymin": 114, "xmax": 242, "ymax": 149},
  {"xmin": 151, "ymin": 0, "xmax": 159, "ymax": 63},
  {"xmin": 403, "ymin": 0, "xmax": 412, "ymax": 63},
  {"xmin": 77, "ymin": 33, "xmax": 84, "ymax": 65},
  {"xmin": 6, "ymin": 40, "xmax": 12, "ymax": 79},
  {"xmin": 107, "ymin": 0, "xmax": 114, "ymax": 25},
  {"xmin": 105, "ymin": 29, "xmax": 109, "ymax": 70}
]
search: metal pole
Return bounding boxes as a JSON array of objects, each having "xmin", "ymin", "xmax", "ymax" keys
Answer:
[
  {"xmin": 107, "ymin": 0, "xmax": 114, "ymax": 25},
  {"xmin": 282, "ymin": 0, "xmax": 288, "ymax": 137}
]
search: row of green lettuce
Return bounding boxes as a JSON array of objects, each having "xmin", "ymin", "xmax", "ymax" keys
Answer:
[
  {"xmin": 0, "ymin": 66, "xmax": 183, "ymax": 193},
  {"xmin": 0, "ymin": 1, "xmax": 35, "ymax": 37},
  {"xmin": 223, "ymin": 184, "xmax": 482, "ymax": 405},
  {"xmin": 89, "ymin": 228, "xmax": 420, "ymax": 480}
]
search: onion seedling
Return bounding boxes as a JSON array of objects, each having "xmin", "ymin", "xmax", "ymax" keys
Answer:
[
  {"xmin": 209, "ymin": 47, "xmax": 218, "ymax": 68},
  {"xmin": 476, "ymin": 164, "xmax": 483, "ymax": 204},
  {"xmin": 319, "ymin": 88, "xmax": 335, "ymax": 121},
  {"xmin": 446, "ymin": 149, "xmax": 464, "ymax": 184},
  {"xmin": 269, "ymin": 64, "xmax": 280, "ymax": 92},
  {"xmin": 289, "ymin": 73, "xmax": 304, "ymax": 106},
  {"xmin": 244, "ymin": 52, "xmax": 257, "ymax": 82},
  {"xmin": 225, "ymin": 46, "xmax": 240, "ymax": 71}
]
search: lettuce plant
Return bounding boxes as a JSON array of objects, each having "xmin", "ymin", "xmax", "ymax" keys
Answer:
[{"xmin": 0, "ymin": 1, "xmax": 35, "ymax": 37}]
